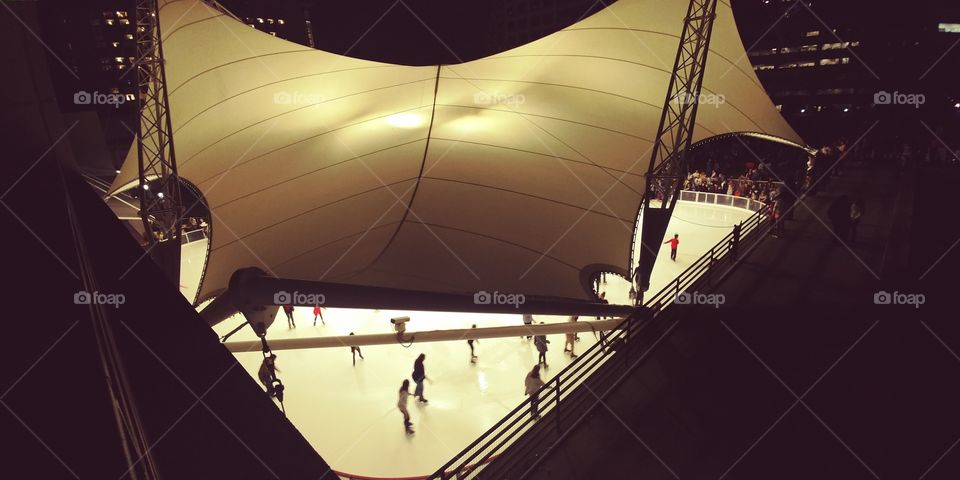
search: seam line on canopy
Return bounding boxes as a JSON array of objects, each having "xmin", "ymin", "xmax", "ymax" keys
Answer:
[{"xmin": 364, "ymin": 64, "xmax": 444, "ymax": 268}]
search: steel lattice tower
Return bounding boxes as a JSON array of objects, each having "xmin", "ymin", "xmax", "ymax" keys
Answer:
[
  {"xmin": 632, "ymin": 0, "xmax": 720, "ymax": 300},
  {"xmin": 134, "ymin": 0, "xmax": 182, "ymax": 285}
]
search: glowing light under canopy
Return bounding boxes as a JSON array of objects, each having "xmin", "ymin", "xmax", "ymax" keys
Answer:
[{"xmin": 387, "ymin": 113, "xmax": 424, "ymax": 129}]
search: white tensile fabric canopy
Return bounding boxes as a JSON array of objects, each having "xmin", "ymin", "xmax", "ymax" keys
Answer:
[{"xmin": 111, "ymin": 0, "xmax": 804, "ymax": 304}]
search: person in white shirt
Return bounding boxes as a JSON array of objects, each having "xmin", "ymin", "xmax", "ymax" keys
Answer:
[
  {"xmin": 525, "ymin": 365, "xmax": 546, "ymax": 419},
  {"xmin": 398, "ymin": 379, "xmax": 414, "ymax": 434}
]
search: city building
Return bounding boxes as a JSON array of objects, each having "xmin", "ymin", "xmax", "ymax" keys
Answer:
[{"xmin": 734, "ymin": 0, "xmax": 960, "ymax": 143}]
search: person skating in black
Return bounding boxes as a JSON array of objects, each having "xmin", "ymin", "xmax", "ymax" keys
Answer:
[
  {"xmin": 467, "ymin": 324, "xmax": 479, "ymax": 363},
  {"xmin": 412, "ymin": 354, "xmax": 429, "ymax": 403},
  {"xmin": 349, "ymin": 332, "xmax": 364, "ymax": 366},
  {"xmin": 534, "ymin": 325, "xmax": 550, "ymax": 368}
]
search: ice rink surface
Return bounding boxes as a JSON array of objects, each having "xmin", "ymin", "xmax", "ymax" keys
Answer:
[{"xmin": 197, "ymin": 201, "xmax": 754, "ymax": 478}]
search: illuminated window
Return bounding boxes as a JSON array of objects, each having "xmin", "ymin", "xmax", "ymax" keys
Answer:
[
  {"xmin": 119, "ymin": 18, "xmax": 130, "ymax": 25},
  {"xmin": 111, "ymin": 41, "xmax": 120, "ymax": 48},
  {"xmin": 841, "ymin": 57, "xmax": 850, "ymax": 64},
  {"xmin": 117, "ymin": 64, "xmax": 125, "ymax": 70},
  {"xmin": 749, "ymin": 48, "xmax": 778, "ymax": 57},
  {"xmin": 779, "ymin": 61, "xmax": 815, "ymax": 69},
  {"xmin": 105, "ymin": 19, "xmax": 115, "ymax": 26},
  {"xmin": 267, "ymin": 18, "xmax": 274, "ymax": 24},
  {"xmin": 278, "ymin": 19, "xmax": 285, "ymax": 25},
  {"xmin": 780, "ymin": 46, "xmax": 797, "ymax": 53},
  {"xmin": 125, "ymin": 33, "xmax": 134, "ymax": 40},
  {"xmin": 125, "ymin": 93, "xmax": 136, "ymax": 101},
  {"xmin": 816, "ymin": 88, "xmax": 854, "ymax": 95},
  {"xmin": 248, "ymin": 24, "xmax": 256, "ymax": 28},
  {"xmin": 820, "ymin": 58, "xmax": 841, "ymax": 65},
  {"xmin": 822, "ymin": 42, "xmax": 850, "ymax": 50},
  {"xmin": 805, "ymin": 30, "xmax": 820, "ymax": 37},
  {"xmin": 115, "ymin": 56, "xmax": 124, "ymax": 63},
  {"xmin": 775, "ymin": 104, "xmax": 782, "ymax": 112},
  {"xmin": 938, "ymin": 23, "xmax": 960, "ymax": 33},
  {"xmin": 128, "ymin": 56, "xmax": 135, "ymax": 62},
  {"xmin": 117, "ymin": 11, "xmax": 128, "ymax": 18},
  {"xmin": 269, "ymin": 31, "xmax": 277, "ymax": 36},
  {"xmin": 755, "ymin": 64, "xmax": 775, "ymax": 70},
  {"xmin": 257, "ymin": 17, "xmax": 264, "ymax": 23},
  {"xmin": 800, "ymin": 44, "xmax": 818, "ymax": 52}
]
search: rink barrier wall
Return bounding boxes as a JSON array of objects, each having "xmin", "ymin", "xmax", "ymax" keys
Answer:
[
  {"xmin": 678, "ymin": 189, "xmax": 775, "ymax": 212},
  {"xmin": 428, "ymin": 202, "xmax": 772, "ymax": 479}
]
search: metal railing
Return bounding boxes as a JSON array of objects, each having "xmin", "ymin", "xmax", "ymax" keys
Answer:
[{"xmin": 429, "ymin": 204, "xmax": 771, "ymax": 479}]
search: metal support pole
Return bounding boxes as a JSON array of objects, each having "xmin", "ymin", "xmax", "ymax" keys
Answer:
[
  {"xmin": 135, "ymin": 0, "xmax": 182, "ymax": 286},
  {"xmin": 632, "ymin": 0, "xmax": 721, "ymax": 295}
]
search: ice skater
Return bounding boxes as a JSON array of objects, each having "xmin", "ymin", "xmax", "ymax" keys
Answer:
[
  {"xmin": 534, "ymin": 324, "xmax": 550, "ymax": 368},
  {"xmin": 412, "ymin": 353, "xmax": 429, "ymax": 403},
  {"xmin": 522, "ymin": 313, "xmax": 534, "ymax": 340},
  {"xmin": 467, "ymin": 324, "xmax": 479, "ymax": 363},
  {"xmin": 313, "ymin": 304, "xmax": 325, "ymax": 326},
  {"xmin": 282, "ymin": 304, "xmax": 296, "ymax": 328},
  {"xmin": 664, "ymin": 234, "xmax": 680, "ymax": 261},
  {"xmin": 349, "ymin": 332, "xmax": 364, "ymax": 366},
  {"xmin": 595, "ymin": 291, "xmax": 608, "ymax": 323},
  {"xmin": 524, "ymin": 365, "xmax": 545, "ymax": 419},
  {"xmin": 258, "ymin": 354, "xmax": 280, "ymax": 397},
  {"xmin": 564, "ymin": 316, "xmax": 578, "ymax": 357},
  {"xmin": 398, "ymin": 379, "xmax": 414, "ymax": 434}
]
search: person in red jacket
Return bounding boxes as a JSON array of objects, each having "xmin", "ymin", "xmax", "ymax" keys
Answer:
[{"xmin": 664, "ymin": 234, "xmax": 679, "ymax": 261}]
